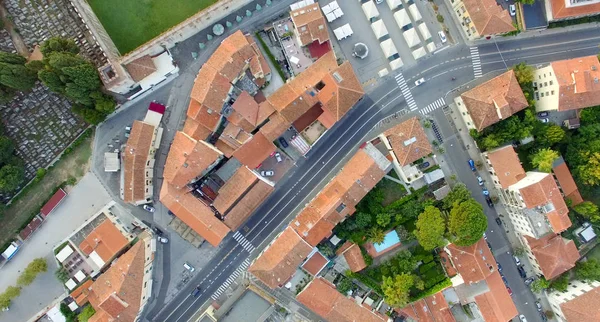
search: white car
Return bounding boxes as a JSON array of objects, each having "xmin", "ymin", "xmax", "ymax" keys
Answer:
[
  {"xmin": 142, "ymin": 204, "xmax": 155, "ymax": 213},
  {"xmin": 157, "ymin": 236, "xmax": 169, "ymax": 244},
  {"xmin": 540, "ymin": 118, "xmax": 550, "ymax": 123},
  {"xmin": 509, "ymin": 4, "xmax": 516, "ymax": 16},
  {"xmin": 183, "ymin": 262, "xmax": 195, "ymax": 273},
  {"xmin": 514, "ymin": 256, "xmax": 522, "ymax": 266},
  {"xmin": 415, "ymin": 78, "xmax": 426, "ymax": 86},
  {"xmin": 275, "ymin": 152, "xmax": 283, "ymax": 163},
  {"xmin": 477, "ymin": 176, "xmax": 484, "ymax": 186},
  {"xmin": 261, "ymin": 170, "xmax": 274, "ymax": 177},
  {"xmin": 519, "ymin": 314, "xmax": 527, "ymax": 322},
  {"xmin": 438, "ymin": 31, "xmax": 447, "ymax": 44}
]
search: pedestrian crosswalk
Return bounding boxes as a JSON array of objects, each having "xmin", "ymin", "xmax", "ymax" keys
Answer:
[
  {"xmin": 211, "ymin": 258, "xmax": 251, "ymax": 300},
  {"xmin": 419, "ymin": 98, "xmax": 446, "ymax": 115},
  {"xmin": 470, "ymin": 47, "xmax": 482, "ymax": 78},
  {"xmin": 395, "ymin": 73, "xmax": 418, "ymax": 111},
  {"xmin": 290, "ymin": 135, "xmax": 310, "ymax": 155},
  {"xmin": 232, "ymin": 231, "xmax": 255, "ymax": 253}
]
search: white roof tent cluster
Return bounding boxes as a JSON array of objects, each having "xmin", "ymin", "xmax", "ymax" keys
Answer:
[
  {"xmin": 333, "ymin": 24, "xmax": 353, "ymax": 41},
  {"xmin": 321, "ymin": 0, "xmax": 343, "ymax": 22}
]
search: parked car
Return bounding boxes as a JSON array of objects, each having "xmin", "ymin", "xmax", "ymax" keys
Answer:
[
  {"xmin": 507, "ymin": 287, "xmax": 513, "ymax": 296},
  {"xmin": 183, "ymin": 262, "xmax": 195, "ymax": 273},
  {"xmin": 513, "ymin": 256, "xmax": 522, "ymax": 266},
  {"xmin": 509, "ymin": 4, "xmax": 516, "ymax": 16},
  {"xmin": 415, "ymin": 77, "xmax": 426, "ymax": 86},
  {"xmin": 168, "ymin": 210, "xmax": 175, "ymax": 216},
  {"xmin": 540, "ymin": 312, "xmax": 548, "ymax": 322},
  {"xmin": 540, "ymin": 118, "xmax": 550, "ymax": 123},
  {"xmin": 152, "ymin": 226, "xmax": 164, "ymax": 236},
  {"xmin": 502, "ymin": 276, "xmax": 509, "ymax": 287},
  {"xmin": 495, "ymin": 217, "xmax": 503, "ymax": 226},
  {"xmin": 142, "ymin": 204, "xmax": 155, "ymax": 213},
  {"xmin": 278, "ymin": 137, "xmax": 289, "ymax": 148},
  {"xmin": 538, "ymin": 111, "xmax": 549, "ymax": 117},
  {"xmin": 418, "ymin": 161, "xmax": 430, "ymax": 169},
  {"xmin": 487, "ymin": 241, "xmax": 493, "ymax": 250},
  {"xmin": 483, "ymin": 232, "xmax": 487, "ymax": 240},
  {"xmin": 497, "ymin": 262, "xmax": 502, "ymax": 272},
  {"xmin": 260, "ymin": 170, "xmax": 275, "ymax": 177},
  {"xmin": 525, "ymin": 277, "xmax": 534, "ymax": 286},
  {"xmin": 518, "ymin": 266, "xmax": 527, "ymax": 278},
  {"xmin": 485, "ymin": 195, "xmax": 494, "ymax": 208},
  {"xmin": 477, "ymin": 176, "xmax": 484, "ymax": 186},
  {"xmin": 468, "ymin": 159, "xmax": 476, "ymax": 171},
  {"xmin": 157, "ymin": 236, "xmax": 169, "ymax": 244},
  {"xmin": 438, "ymin": 31, "xmax": 447, "ymax": 43},
  {"xmin": 535, "ymin": 301, "xmax": 542, "ymax": 312},
  {"xmin": 191, "ymin": 286, "xmax": 201, "ymax": 297},
  {"xmin": 519, "ymin": 314, "xmax": 527, "ymax": 322},
  {"xmin": 375, "ymin": 0, "xmax": 384, "ymax": 3},
  {"xmin": 275, "ymin": 152, "xmax": 283, "ymax": 163},
  {"xmin": 482, "ymin": 187, "xmax": 489, "ymax": 196}
]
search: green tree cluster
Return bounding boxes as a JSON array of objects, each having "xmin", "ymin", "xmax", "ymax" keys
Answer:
[
  {"xmin": 573, "ymin": 201, "xmax": 600, "ymax": 222},
  {"xmin": 0, "ymin": 127, "xmax": 24, "ymax": 192},
  {"xmin": 78, "ymin": 305, "xmax": 97, "ymax": 322},
  {"xmin": 382, "ymin": 273, "xmax": 416, "ymax": 307},
  {"xmin": 512, "ymin": 62, "xmax": 535, "ymax": 85},
  {"xmin": 60, "ymin": 302, "xmax": 77, "ymax": 322},
  {"xmin": 17, "ymin": 258, "xmax": 47, "ymax": 286},
  {"xmin": 530, "ymin": 277, "xmax": 550, "ymax": 293},
  {"xmin": 0, "ymin": 52, "xmax": 39, "ymax": 101},
  {"xmin": 550, "ymin": 274, "xmax": 569, "ymax": 292},
  {"xmin": 414, "ymin": 206, "xmax": 446, "ymax": 250},
  {"xmin": 0, "ymin": 285, "xmax": 21, "ymax": 309},
  {"xmin": 473, "ymin": 109, "xmax": 537, "ymax": 151},
  {"xmin": 575, "ymin": 259, "xmax": 600, "ymax": 281},
  {"xmin": 448, "ymin": 198, "xmax": 487, "ymax": 246},
  {"xmin": 37, "ymin": 37, "xmax": 115, "ymax": 124},
  {"xmin": 442, "ymin": 183, "xmax": 471, "ymax": 210},
  {"xmin": 531, "ymin": 148, "xmax": 559, "ymax": 172},
  {"xmin": 566, "ymin": 124, "xmax": 600, "ymax": 186}
]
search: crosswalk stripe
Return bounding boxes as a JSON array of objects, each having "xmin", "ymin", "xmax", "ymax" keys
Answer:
[{"xmin": 470, "ymin": 47, "xmax": 483, "ymax": 78}]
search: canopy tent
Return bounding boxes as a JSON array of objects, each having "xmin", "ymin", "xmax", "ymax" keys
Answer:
[
  {"xmin": 389, "ymin": 58, "xmax": 404, "ymax": 71},
  {"xmin": 378, "ymin": 68, "xmax": 390, "ymax": 77},
  {"xmin": 321, "ymin": 2, "xmax": 333, "ymax": 14},
  {"xmin": 362, "ymin": 1, "xmax": 380, "ymax": 20},
  {"xmin": 334, "ymin": 24, "xmax": 353, "ymax": 40},
  {"xmin": 334, "ymin": 8, "xmax": 344, "ymax": 18},
  {"xmin": 290, "ymin": 0, "xmax": 315, "ymax": 10},
  {"xmin": 326, "ymin": 12, "xmax": 336, "ymax": 22},
  {"xmin": 380, "ymin": 39, "xmax": 398, "ymax": 58},
  {"xmin": 329, "ymin": 0, "xmax": 339, "ymax": 10},
  {"xmin": 408, "ymin": 4, "xmax": 422, "ymax": 22},
  {"xmin": 394, "ymin": 9, "xmax": 411, "ymax": 29},
  {"xmin": 371, "ymin": 20, "xmax": 389, "ymax": 40},
  {"xmin": 412, "ymin": 47, "xmax": 427, "ymax": 60},
  {"xmin": 427, "ymin": 42, "xmax": 437, "ymax": 53},
  {"xmin": 403, "ymin": 28, "xmax": 420, "ymax": 48},
  {"xmin": 418, "ymin": 23, "xmax": 432, "ymax": 40},
  {"xmin": 387, "ymin": 0, "xmax": 403, "ymax": 10},
  {"xmin": 290, "ymin": 56, "xmax": 300, "ymax": 64}
]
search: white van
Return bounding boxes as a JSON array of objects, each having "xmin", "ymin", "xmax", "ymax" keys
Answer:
[{"xmin": 438, "ymin": 31, "xmax": 447, "ymax": 44}]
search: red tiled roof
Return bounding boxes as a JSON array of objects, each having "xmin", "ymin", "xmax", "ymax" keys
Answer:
[
  {"xmin": 474, "ymin": 271, "xmax": 518, "ymax": 322},
  {"xmin": 232, "ymin": 132, "xmax": 276, "ymax": 169},
  {"xmin": 223, "ymin": 179, "xmax": 273, "ymax": 231},
  {"xmin": 524, "ymin": 234, "xmax": 580, "ymax": 280},
  {"xmin": 560, "ymin": 285, "xmax": 600, "ymax": 321},
  {"xmin": 384, "ymin": 116, "xmax": 433, "ymax": 166},
  {"xmin": 213, "ymin": 167, "xmax": 258, "ymax": 214},
  {"xmin": 19, "ymin": 216, "xmax": 43, "ymax": 240},
  {"xmin": 549, "ymin": 0, "xmax": 600, "ymax": 20},
  {"xmin": 123, "ymin": 121, "xmax": 155, "ymax": 204},
  {"xmin": 518, "ymin": 173, "xmax": 571, "ymax": 233},
  {"xmin": 550, "ymin": 55, "xmax": 600, "ymax": 111},
  {"xmin": 462, "ymin": 0, "xmax": 516, "ymax": 36},
  {"xmin": 79, "ymin": 220, "xmax": 128, "ymax": 264},
  {"xmin": 249, "ymin": 227, "xmax": 312, "ymax": 288},
  {"xmin": 553, "ymin": 159, "xmax": 584, "ymax": 206},
  {"xmin": 301, "ymin": 251, "xmax": 328, "ymax": 275},
  {"xmin": 231, "ymin": 91, "xmax": 274, "ymax": 129},
  {"xmin": 486, "ymin": 145, "xmax": 526, "ymax": 189},
  {"xmin": 40, "ymin": 188, "xmax": 67, "ymax": 217},
  {"xmin": 445, "ymin": 239, "xmax": 497, "ymax": 284},
  {"xmin": 336, "ymin": 242, "xmax": 367, "ymax": 272},
  {"xmin": 425, "ymin": 292, "xmax": 456, "ymax": 322},
  {"xmin": 290, "ymin": 3, "xmax": 329, "ymax": 46}
]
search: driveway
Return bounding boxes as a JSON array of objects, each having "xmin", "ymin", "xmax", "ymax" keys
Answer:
[
  {"xmin": 521, "ymin": 1, "xmax": 547, "ymax": 30},
  {"xmin": 0, "ymin": 173, "xmax": 111, "ymax": 322}
]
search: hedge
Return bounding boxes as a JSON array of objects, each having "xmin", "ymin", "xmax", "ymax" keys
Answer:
[
  {"xmin": 255, "ymin": 32, "xmax": 286, "ymax": 81},
  {"xmin": 410, "ymin": 278, "xmax": 452, "ymax": 302}
]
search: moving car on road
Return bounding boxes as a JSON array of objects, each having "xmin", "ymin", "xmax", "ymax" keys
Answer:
[
  {"xmin": 495, "ymin": 217, "xmax": 502, "ymax": 226},
  {"xmin": 191, "ymin": 286, "xmax": 201, "ymax": 297},
  {"xmin": 415, "ymin": 78, "xmax": 426, "ymax": 86}
]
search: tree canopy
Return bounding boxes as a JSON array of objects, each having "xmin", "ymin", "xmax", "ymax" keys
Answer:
[
  {"xmin": 575, "ymin": 259, "xmax": 600, "ymax": 282},
  {"xmin": 566, "ymin": 124, "xmax": 600, "ymax": 186},
  {"xmin": 0, "ymin": 51, "xmax": 38, "ymax": 92},
  {"xmin": 0, "ymin": 164, "xmax": 24, "ymax": 192},
  {"xmin": 442, "ymin": 183, "xmax": 471, "ymax": 210},
  {"xmin": 574, "ymin": 201, "xmax": 600, "ymax": 222},
  {"xmin": 531, "ymin": 148, "xmax": 559, "ymax": 172},
  {"xmin": 449, "ymin": 198, "xmax": 487, "ymax": 246},
  {"xmin": 40, "ymin": 37, "xmax": 80, "ymax": 56},
  {"xmin": 512, "ymin": 62, "xmax": 535, "ymax": 84},
  {"xmin": 382, "ymin": 273, "xmax": 414, "ymax": 307},
  {"xmin": 414, "ymin": 206, "xmax": 446, "ymax": 250}
]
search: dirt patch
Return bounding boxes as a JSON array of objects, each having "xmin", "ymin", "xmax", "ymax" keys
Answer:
[{"xmin": 0, "ymin": 135, "xmax": 93, "ymax": 248}]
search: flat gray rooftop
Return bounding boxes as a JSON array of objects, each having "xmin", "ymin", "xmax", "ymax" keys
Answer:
[{"xmin": 221, "ymin": 290, "xmax": 271, "ymax": 322}]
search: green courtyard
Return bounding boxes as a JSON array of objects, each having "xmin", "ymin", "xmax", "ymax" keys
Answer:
[{"xmin": 87, "ymin": 0, "xmax": 218, "ymax": 54}]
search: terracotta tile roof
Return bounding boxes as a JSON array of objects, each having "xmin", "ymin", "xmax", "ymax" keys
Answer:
[
  {"xmin": 70, "ymin": 279, "xmax": 94, "ymax": 305},
  {"xmin": 213, "ymin": 166, "xmax": 258, "ymax": 214},
  {"xmin": 249, "ymin": 227, "xmax": 312, "ymax": 288},
  {"xmin": 214, "ymin": 138, "xmax": 237, "ymax": 158},
  {"xmin": 560, "ymin": 285, "xmax": 600, "ymax": 321},
  {"xmin": 317, "ymin": 62, "xmax": 364, "ymax": 124},
  {"xmin": 79, "ymin": 220, "xmax": 128, "ymax": 264},
  {"xmin": 336, "ymin": 242, "xmax": 367, "ymax": 272},
  {"xmin": 296, "ymin": 278, "xmax": 387, "ymax": 322},
  {"xmin": 486, "ymin": 145, "xmax": 526, "ymax": 189},
  {"xmin": 160, "ymin": 183, "xmax": 230, "ymax": 246},
  {"xmin": 524, "ymin": 234, "xmax": 580, "ymax": 280},
  {"xmin": 384, "ymin": 116, "xmax": 433, "ymax": 166},
  {"xmin": 186, "ymin": 98, "xmax": 221, "ymax": 130},
  {"xmin": 425, "ymin": 292, "xmax": 456, "ymax": 322},
  {"xmin": 474, "ymin": 271, "xmax": 518, "ymax": 322},
  {"xmin": 84, "ymin": 239, "xmax": 148, "ymax": 322},
  {"xmin": 550, "ymin": 0, "xmax": 600, "ymax": 20},
  {"xmin": 461, "ymin": 70, "xmax": 528, "ymax": 132},
  {"xmin": 223, "ymin": 179, "xmax": 273, "ymax": 230},
  {"xmin": 220, "ymin": 122, "xmax": 252, "ymax": 151},
  {"xmin": 462, "ymin": 0, "xmax": 515, "ymax": 36},
  {"xmin": 302, "ymin": 251, "xmax": 328, "ymax": 275},
  {"xmin": 182, "ymin": 118, "xmax": 212, "ymax": 142},
  {"xmin": 518, "ymin": 173, "xmax": 571, "ymax": 232},
  {"xmin": 163, "ymin": 132, "xmax": 223, "ymax": 189},
  {"xmin": 123, "ymin": 121, "xmax": 155, "ymax": 203},
  {"xmin": 231, "ymin": 91, "xmax": 275, "ymax": 129},
  {"xmin": 259, "ymin": 112, "xmax": 292, "ymax": 142},
  {"xmin": 292, "ymin": 147, "xmax": 386, "ymax": 246},
  {"xmin": 124, "ymin": 55, "xmax": 156, "ymax": 82},
  {"xmin": 552, "ymin": 158, "xmax": 584, "ymax": 206},
  {"xmin": 550, "ymin": 56, "xmax": 600, "ymax": 111},
  {"xmin": 189, "ymin": 66, "xmax": 232, "ymax": 113},
  {"xmin": 290, "ymin": 3, "xmax": 329, "ymax": 46},
  {"xmin": 232, "ymin": 132, "xmax": 276, "ymax": 169},
  {"xmin": 445, "ymin": 239, "xmax": 497, "ymax": 284}
]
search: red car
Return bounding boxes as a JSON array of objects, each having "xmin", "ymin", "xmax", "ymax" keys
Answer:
[{"xmin": 507, "ymin": 287, "xmax": 513, "ymax": 296}]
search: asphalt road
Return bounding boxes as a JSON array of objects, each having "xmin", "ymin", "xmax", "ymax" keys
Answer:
[{"xmin": 93, "ymin": 12, "xmax": 600, "ymax": 322}]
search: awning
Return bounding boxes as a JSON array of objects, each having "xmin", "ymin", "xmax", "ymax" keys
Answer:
[
  {"xmin": 380, "ymin": 39, "xmax": 398, "ymax": 58},
  {"xmin": 412, "ymin": 47, "xmax": 427, "ymax": 60},
  {"xmin": 290, "ymin": 56, "xmax": 300, "ymax": 64},
  {"xmin": 390, "ymin": 58, "xmax": 404, "ymax": 70},
  {"xmin": 334, "ymin": 24, "xmax": 353, "ymax": 40},
  {"xmin": 326, "ymin": 12, "xmax": 336, "ymax": 22},
  {"xmin": 387, "ymin": 0, "xmax": 403, "ymax": 10},
  {"xmin": 418, "ymin": 23, "xmax": 432, "ymax": 40},
  {"xmin": 427, "ymin": 42, "xmax": 437, "ymax": 53},
  {"xmin": 371, "ymin": 20, "xmax": 389, "ymax": 39},
  {"xmin": 409, "ymin": 4, "xmax": 422, "ymax": 21},
  {"xmin": 403, "ymin": 28, "xmax": 420, "ymax": 48},
  {"xmin": 362, "ymin": 1, "xmax": 380, "ymax": 20},
  {"xmin": 394, "ymin": 9, "xmax": 411, "ymax": 28}
]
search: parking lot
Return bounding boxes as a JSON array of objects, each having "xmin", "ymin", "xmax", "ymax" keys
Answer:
[
  {"xmin": 257, "ymin": 150, "xmax": 295, "ymax": 184},
  {"xmin": 321, "ymin": 0, "xmax": 447, "ymax": 83}
]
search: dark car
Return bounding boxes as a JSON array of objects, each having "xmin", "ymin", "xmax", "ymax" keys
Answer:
[
  {"xmin": 495, "ymin": 218, "xmax": 502, "ymax": 226},
  {"xmin": 468, "ymin": 159, "xmax": 476, "ymax": 171},
  {"xmin": 153, "ymin": 226, "xmax": 164, "ymax": 236},
  {"xmin": 502, "ymin": 276, "xmax": 509, "ymax": 287},
  {"xmin": 418, "ymin": 161, "xmax": 431, "ymax": 169},
  {"xmin": 525, "ymin": 277, "xmax": 535, "ymax": 286},
  {"xmin": 496, "ymin": 262, "xmax": 502, "ymax": 272},
  {"xmin": 191, "ymin": 286, "xmax": 201, "ymax": 297},
  {"xmin": 278, "ymin": 137, "xmax": 289, "ymax": 148},
  {"xmin": 487, "ymin": 241, "xmax": 493, "ymax": 251},
  {"xmin": 168, "ymin": 210, "xmax": 175, "ymax": 216},
  {"xmin": 507, "ymin": 287, "xmax": 513, "ymax": 296},
  {"xmin": 538, "ymin": 111, "xmax": 549, "ymax": 117},
  {"xmin": 485, "ymin": 195, "xmax": 494, "ymax": 208},
  {"xmin": 518, "ymin": 266, "xmax": 527, "ymax": 278}
]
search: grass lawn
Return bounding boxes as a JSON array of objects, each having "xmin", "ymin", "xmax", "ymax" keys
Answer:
[
  {"xmin": 87, "ymin": 0, "xmax": 218, "ymax": 54},
  {"xmin": 0, "ymin": 134, "xmax": 93, "ymax": 249},
  {"xmin": 377, "ymin": 176, "xmax": 408, "ymax": 207}
]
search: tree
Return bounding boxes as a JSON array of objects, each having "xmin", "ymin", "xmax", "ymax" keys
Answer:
[
  {"xmin": 0, "ymin": 164, "xmax": 24, "ymax": 192},
  {"xmin": 515, "ymin": 0, "xmax": 535, "ymax": 5},
  {"xmin": 566, "ymin": 124, "xmax": 600, "ymax": 186},
  {"xmin": 449, "ymin": 199, "xmax": 488, "ymax": 246},
  {"xmin": 376, "ymin": 213, "xmax": 392, "ymax": 227},
  {"xmin": 0, "ymin": 52, "xmax": 26, "ymax": 65},
  {"xmin": 396, "ymin": 225, "xmax": 414, "ymax": 242},
  {"xmin": 368, "ymin": 227, "xmax": 385, "ymax": 244},
  {"xmin": 443, "ymin": 183, "xmax": 471, "ymax": 209},
  {"xmin": 60, "ymin": 302, "xmax": 77, "ymax": 322},
  {"xmin": 382, "ymin": 273, "xmax": 414, "ymax": 307},
  {"xmin": 17, "ymin": 258, "xmax": 47, "ymax": 286},
  {"xmin": 0, "ymin": 285, "xmax": 21, "ymax": 309},
  {"xmin": 414, "ymin": 206, "xmax": 446, "ymax": 250},
  {"xmin": 72, "ymin": 105, "xmax": 107, "ymax": 125},
  {"xmin": 481, "ymin": 134, "xmax": 501, "ymax": 151},
  {"xmin": 530, "ymin": 277, "xmax": 550, "ymax": 293},
  {"xmin": 574, "ymin": 201, "xmax": 600, "ymax": 222},
  {"xmin": 513, "ymin": 246, "xmax": 526, "ymax": 256},
  {"xmin": 0, "ymin": 136, "xmax": 15, "ymax": 166},
  {"xmin": 580, "ymin": 105, "xmax": 600, "ymax": 125},
  {"xmin": 531, "ymin": 148, "xmax": 559, "ymax": 172},
  {"xmin": 78, "ymin": 305, "xmax": 96, "ymax": 322},
  {"xmin": 40, "ymin": 37, "xmax": 80, "ymax": 56},
  {"xmin": 550, "ymin": 274, "xmax": 569, "ymax": 292},
  {"xmin": 576, "ymin": 152, "xmax": 600, "ymax": 186},
  {"xmin": 575, "ymin": 259, "xmax": 600, "ymax": 281},
  {"xmin": 354, "ymin": 212, "xmax": 372, "ymax": 229},
  {"xmin": 336, "ymin": 277, "xmax": 353, "ymax": 294},
  {"xmin": 512, "ymin": 62, "xmax": 534, "ymax": 84},
  {"xmin": 55, "ymin": 267, "xmax": 70, "ymax": 283},
  {"xmin": 0, "ymin": 62, "xmax": 38, "ymax": 91}
]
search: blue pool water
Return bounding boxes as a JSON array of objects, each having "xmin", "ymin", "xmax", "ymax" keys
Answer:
[{"xmin": 374, "ymin": 230, "xmax": 401, "ymax": 253}]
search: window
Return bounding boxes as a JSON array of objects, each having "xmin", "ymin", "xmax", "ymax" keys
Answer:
[
  {"xmin": 315, "ymin": 81, "xmax": 326, "ymax": 91},
  {"xmin": 550, "ymin": 80, "xmax": 553, "ymax": 85},
  {"xmin": 551, "ymin": 90, "xmax": 555, "ymax": 95},
  {"xmin": 336, "ymin": 203, "xmax": 346, "ymax": 213}
]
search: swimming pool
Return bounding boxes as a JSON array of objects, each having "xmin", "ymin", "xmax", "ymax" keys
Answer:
[{"xmin": 374, "ymin": 230, "xmax": 401, "ymax": 253}]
